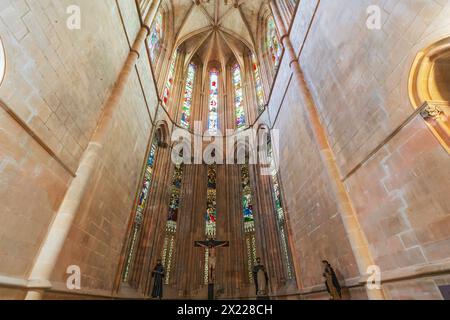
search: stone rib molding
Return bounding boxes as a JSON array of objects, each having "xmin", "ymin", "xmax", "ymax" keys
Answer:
[{"xmin": 0, "ymin": 99, "xmax": 76, "ymax": 177}]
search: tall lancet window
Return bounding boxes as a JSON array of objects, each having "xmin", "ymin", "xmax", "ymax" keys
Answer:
[
  {"xmin": 123, "ymin": 136, "xmax": 159, "ymax": 281},
  {"xmin": 204, "ymin": 165, "xmax": 217, "ymax": 284},
  {"xmin": 205, "ymin": 165, "xmax": 217, "ymax": 239},
  {"xmin": 149, "ymin": 11, "xmax": 163, "ymax": 63},
  {"xmin": 208, "ymin": 68, "xmax": 220, "ymax": 133},
  {"xmin": 266, "ymin": 16, "xmax": 282, "ymax": 70},
  {"xmin": 162, "ymin": 50, "xmax": 178, "ymax": 108},
  {"xmin": 252, "ymin": 53, "xmax": 265, "ymax": 113},
  {"xmin": 267, "ymin": 136, "xmax": 293, "ymax": 279},
  {"xmin": 180, "ymin": 63, "xmax": 196, "ymax": 129},
  {"xmin": 232, "ymin": 64, "xmax": 246, "ymax": 130},
  {"xmin": 161, "ymin": 164, "xmax": 184, "ymax": 284},
  {"xmin": 241, "ymin": 164, "xmax": 257, "ymax": 281}
]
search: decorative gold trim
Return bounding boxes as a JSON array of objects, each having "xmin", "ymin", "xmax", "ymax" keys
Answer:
[{"xmin": 409, "ymin": 36, "xmax": 450, "ymax": 153}]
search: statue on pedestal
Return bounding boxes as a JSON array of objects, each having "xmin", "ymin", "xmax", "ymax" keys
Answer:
[
  {"xmin": 252, "ymin": 257, "xmax": 269, "ymax": 299},
  {"xmin": 151, "ymin": 259, "xmax": 165, "ymax": 299},
  {"xmin": 322, "ymin": 260, "xmax": 342, "ymax": 300}
]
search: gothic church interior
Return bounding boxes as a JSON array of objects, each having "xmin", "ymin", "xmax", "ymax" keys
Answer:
[{"xmin": 0, "ymin": 0, "xmax": 449, "ymax": 300}]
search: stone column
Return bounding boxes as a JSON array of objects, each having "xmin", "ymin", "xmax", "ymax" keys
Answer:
[{"xmin": 269, "ymin": 0, "xmax": 384, "ymax": 300}]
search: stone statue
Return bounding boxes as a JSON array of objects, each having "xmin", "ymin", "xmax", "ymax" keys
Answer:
[
  {"xmin": 151, "ymin": 259, "xmax": 165, "ymax": 299},
  {"xmin": 322, "ymin": 260, "xmax": 342, "ymax": 300},
  {"xmin": 252, "ymin": 257, "xmax": 269, "ymax": 299}
]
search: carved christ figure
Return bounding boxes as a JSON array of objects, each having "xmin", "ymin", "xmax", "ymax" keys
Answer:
[{"xmin": 194, "ymin": 239, "xmax": 229, "ymax": 285}]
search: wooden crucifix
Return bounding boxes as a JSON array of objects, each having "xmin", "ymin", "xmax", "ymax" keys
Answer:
[{"xmin": 194, "ymin": 239, "xmax": 229, "ymax": 300}]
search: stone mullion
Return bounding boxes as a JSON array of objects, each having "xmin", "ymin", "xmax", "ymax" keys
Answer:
[
  {"xmin": 219, "ymin": 68, "xmax": 227, "ymax": 134},
  {"xmin": 255, "ymin": 164, "xmax": 285, "ymax": 287},
  {"xmin": 228, "ymin": 165, "xmax": 238, "ymax": 296},
  {"xmin": 219, "ymin": 164, "xmax": 227, "ymax": 296},
  {"xmin": 215, "ymin": 164, "xmax": 227, "ymax": 296},
  {"xmin": 172, "ymin": 164, "xmax": 189, "ymax": 293},
  {"xmin": 256, "ymin": 18, "xmax": 272, "ymax": 100},
  {"xmin": 136, "ymin": 145, "xmax": 168, "ymax": 292},
  {"xmin": 173, "ymin": 164, "xmax": 193, "ymax": 294},
  {"xmin": 236, "ymin": 165, "xmax": 249, "ymax": 292},
  {"xmin": 191, "ymin": 65, "xmax": 203, "ymax": 128},
  {"xmin": 190, "ymin": 164, "xmax": 206, "ymax": 294},
  {"xmin": 154, "ymin": 8, "xmax": 170, "ymax": 83},
  {"xmin": 203, "ymin": 73, "xmax": 210, "ymax": 132},
  {"xmin": 189, "ymin": 164, "xmax": 204, "ymax": 294},
  {"xmin": 251, "ymin": 164, "xmax": 268, "ymax": 269},
  {"xmin": 127, "ymin": 143, "xmax": 166, "ymax": 291},
  {"xmin": 277, "ymin": 0, "xmax": 291, "ymax": 30},
  {"xmin": 225, "ymin": 165, "xmax": 234, "ymax": 297},
  {"xmin": 183, "ymin": 165, "xmax": 196, "ymax": 295},
  {"xmin": 169, "ymin": 50, "xmax": 186, "ymax": 121},
  {"xmin": 224, "ymin": 164, "xmax": 235, "ymax": 297},
  {"xmin": 156, "ymin": 44, "xmax": 171, "ymax": 96},
  {"xmin": 259, "ymin": 19, "xmax": 274, "ymax": 98},
  {"xmin": 243, "ymin": 53, "xmax": 258, "ymax": 124},
  {"xmin": 184, "ymin": 164, "xmax": 208, "ymax": 295},
  {"xmin": 224, "ymin": 64, "xmax": 232, "ymax": 131},
  {"xmin": 154, "ymin": 9, "xmax": 169, "ymax": 74},
  {"xmin": 234, "ymin": 165, "xmax": 245, "ymax": 296},
  {"xmin": 165, "ymin": 163, "xmax": 186, "ymax": 289},
  {"xmin": 149, "ymin": 145, "xmax": 173, "ymax": 264},
  {"xmin": 127, "ymin": 143, "xmax": 162, "ymax": 288},
  {"xmin": 250, "ymin": 165, "xmax": 283, "ymax": 284}
]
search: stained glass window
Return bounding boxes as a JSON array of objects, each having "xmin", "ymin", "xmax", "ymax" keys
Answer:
[
  {"xmin": 267, "ymin": 135, "xmax": 293, "ymax": 279},
  {"xmin": 180, "ymin": 63, "xmax": 196, "ymax": 129},
  {"xmin": 204, "ymin": 164, "xmax": 217, "ymax": 284},
  {"xmin": 162, "ymin": 50, "xmax": 178, "ymax": 108},
  {"xmin": 266, "ymin": 17, "xmax": 282, "ymax": 70},
  {"xmin": 123, "ymin": 136, "xmax": 159, "ymax": 281},
  {"xmin": 161, "ymin": 164, "xmax": 184, "ymax": 284},
  {"xmin": 241, "ymin": 165, "xmax": 255, "ymax": 233},
  {"xmin": 288, "ymin": 0, "xmax": 298, "ymax": 8},
  {"xmin": 205, "ymin": 165, "xmax": 217, "ymax": 239},
  {"xmin": 149, "ymin": 11, "xmax": 163, "ymax": 63},
  {"xmin": 232, "ymin": 64, "xmax": 246, "ymax": 130},
  {"xmin": 208, "ymin": 68, "xmax": 219, "ymax": 133},
  {"xmin": 241, "ymin": 164, "xmax": 257, "ymax": 281},
  {"xmin": 251, "ymin": 53, "xmax": 265, "ymax": 114}
]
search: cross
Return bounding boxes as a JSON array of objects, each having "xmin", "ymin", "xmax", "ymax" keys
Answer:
[{"xmin": 194, "ymin": 239, "xmax": 229, "ymax": 300}]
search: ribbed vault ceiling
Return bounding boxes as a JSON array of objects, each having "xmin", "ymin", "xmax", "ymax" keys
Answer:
[{"xmin": 172, "ymin": 0, "xmax": 265, "ymax": 69}]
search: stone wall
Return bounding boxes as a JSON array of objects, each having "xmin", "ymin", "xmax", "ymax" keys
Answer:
[
  {"xmin": 0, "ymin": 0, "xmax": 157, "ymax": 298},
  {"xmin": 267, "ymin": 0, "xmax": 450, "ymax": 299}
]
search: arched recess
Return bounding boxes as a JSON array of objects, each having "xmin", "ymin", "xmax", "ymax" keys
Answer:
[
  {"xmin": 232, "ymin": 140, "xmax": 259, "ymax": 284},
  {"xmin": 276, "ymin": 0, "xmax": 299, "ymax": 30},
  {"xmin": 256, "ymin": 4, "xmax": 282, "ymax": 97},
  {"xmin": 0, "ymin": 35, "xmax": 5, "ymax": 86},
  {"xmin": 254, "ymin": 124, "xmax": 296, "ymax": 288},
  {"xmin": 151, "ymin": 0, "xmax": 176, "ymax": 92},
  {"xmin": 409, "ymin": 36, "xmax": 450, "ymax": 152},
  {"xmin": 118, "ymin": 120, "xmax": 171, "ymax": 294}
]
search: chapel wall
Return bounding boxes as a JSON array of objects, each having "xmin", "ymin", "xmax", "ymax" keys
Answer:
[
  {"xmin": 0, "ymin": 0, "xmax": 156, "ymax": 297},
  {"xmin": 270, "ymin": 0, "xmax": 450, "ymax": 299}
]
